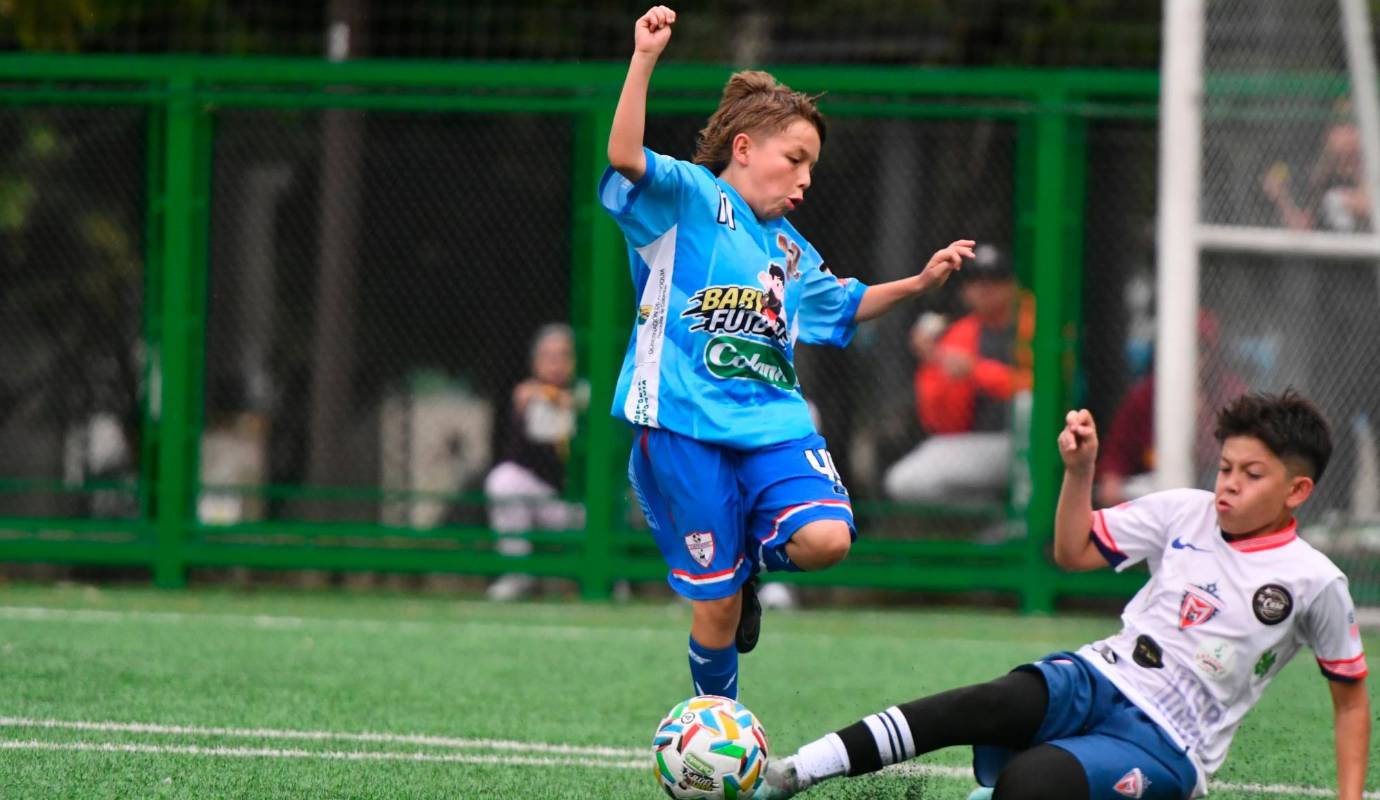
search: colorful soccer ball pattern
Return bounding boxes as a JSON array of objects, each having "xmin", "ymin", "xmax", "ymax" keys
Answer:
[{"xmin": 652, "ymin": 695, "xmax": 769, "ymax": 799}]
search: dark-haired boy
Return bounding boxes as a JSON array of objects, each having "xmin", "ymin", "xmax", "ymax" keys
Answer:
[{"xmin": 760, "ymin": 391, "xmax": 1369, "ymax": 799}]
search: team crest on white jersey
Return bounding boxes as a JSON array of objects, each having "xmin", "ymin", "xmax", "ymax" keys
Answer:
[
  {"xmin": 1114, "ymin": 767, "xmax": 1148, "ymax": 798},
  {"xmin": 684, "ymin": 531, "xmax": 715, "ymax": 568},
  {"xmin": 1179, "ymin": 583, "xmax": 1223, "ymax": 630}
]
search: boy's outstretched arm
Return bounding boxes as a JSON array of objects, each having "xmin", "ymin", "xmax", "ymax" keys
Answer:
[
  {"xmin": 1329, "ymin": 678, "xmax": 1370, "ymax": 800},
  {"xmin": 1053, "ymin": 409, "xmax": 1110, "ymax": 571},
  {"xmin": 853, "ymin": 240, "xmax": 975, "ymax": 322},
  {"xmin": 608, "ymin": 6, "xmax": 676, "ymax": 182}
]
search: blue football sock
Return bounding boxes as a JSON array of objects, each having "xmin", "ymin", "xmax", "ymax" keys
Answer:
[
  {"xmin": 688, "ymin": 635, "xmax": 739, "ymax": 700},
  {"xmin": 759, "ymin": 542, "xmax": 800, "ymax": 573}
]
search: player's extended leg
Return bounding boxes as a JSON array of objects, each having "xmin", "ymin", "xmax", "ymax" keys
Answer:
[
  {"xmin": 758, "ymin": 670, "xmax": 1048, "ymax": 799},
  {"xmin": 989, "ymin": 745, "xmax": 1089, "ymax": 800},
  {"xmin": 629, "ymin": 427, "xmax": 752, "ymax": 699}
]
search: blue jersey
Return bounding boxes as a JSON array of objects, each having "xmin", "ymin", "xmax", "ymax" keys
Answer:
[{"xmin": 598, "ymin": 148, "xmax": 868, "ymax": 449}]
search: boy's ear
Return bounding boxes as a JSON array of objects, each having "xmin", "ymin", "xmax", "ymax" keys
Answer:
[
  {"xmin": 1284, "ymin": 474, "xmax": 1315, "ymax": 512},
  {"xmin": 731, "ymin": 132, "xmax": 753, "ymax": 165}
]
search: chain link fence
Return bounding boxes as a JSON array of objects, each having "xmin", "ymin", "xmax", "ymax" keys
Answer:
[
  {"xmin": 202, "ymin": 109, "xmax": 573, "ymax": 529},
  {"xmin": 0, "ymin": 105, "xmax": 147, "ymax": 521},
  {"xmin": 3, "ymin": 1, "xmax": 1164, "ymax": 67},
  {"xmin": 1196, "ymin": 0, "xmax": 1380, "ymax": 602}
]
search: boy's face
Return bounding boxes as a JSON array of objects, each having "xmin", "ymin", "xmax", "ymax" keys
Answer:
[
  {"xmin": 733, "ymin": 118, "xmax": 820, "ymax": 220},
  {"xmin": 1213, "ymin": 435, "xmax": 1313, "ymax": 535}
]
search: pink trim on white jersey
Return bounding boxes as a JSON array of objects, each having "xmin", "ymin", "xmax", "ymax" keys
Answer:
[
  {"xmin": 758, "ymin": 500, "xmax": 852, "ymax": 547},
  {"xmin": 1091, "ymin": 510, "xmax": 1126, "ymax": 557},
  {"xmin": 1317, "ymin": 652, "xmax": 1370, "ymax": 680},
  {"xmin": 1225, "ymin": 518, "xmax": 1297, "ymax": 553}
]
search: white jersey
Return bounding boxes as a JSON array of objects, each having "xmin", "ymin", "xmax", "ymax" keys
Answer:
[{"xmin": 1077, "ymin": 488, "xmax": 1367, "ymax": 795}]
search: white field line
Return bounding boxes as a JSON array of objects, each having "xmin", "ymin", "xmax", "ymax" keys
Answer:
[
  {"xmin": 2, "ymin": 717, "xmax": 1371, "ymax": 798},
  {"xmin": 0, "ymin": 605, "xmax": 1062, "ymax": 649},
  {"xmin": 0, "ymin": 739, "xmax": 644, "ymax": 769},
  {"xmin": 0, "ymin": 717, "xmax": 640, "ymax": 759}
]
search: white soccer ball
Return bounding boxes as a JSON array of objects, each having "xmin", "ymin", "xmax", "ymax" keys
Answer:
[{"xmin": 652, "ymin": 695, "xmax": 770, "ymax": 799}]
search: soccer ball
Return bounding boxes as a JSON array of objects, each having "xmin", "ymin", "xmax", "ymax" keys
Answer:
[{"xmin": 652, "ymin": 695, "xmax": 769, "ymax": 799}]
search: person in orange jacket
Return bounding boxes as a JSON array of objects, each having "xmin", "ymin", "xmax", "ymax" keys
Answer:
[{"xmin": 884, "ymin": 244, "xmax": 1033, "ymax": 504}]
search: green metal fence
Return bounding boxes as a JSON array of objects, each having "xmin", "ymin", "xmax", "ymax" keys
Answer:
[{"xmin": 0, "ymin": 55, "xmax": 1159, "ymax": 611}]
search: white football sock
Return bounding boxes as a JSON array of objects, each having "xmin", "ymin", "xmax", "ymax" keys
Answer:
[{"xmin": 792, "ymin": 732, "xmax": 850, "ymax": 787}]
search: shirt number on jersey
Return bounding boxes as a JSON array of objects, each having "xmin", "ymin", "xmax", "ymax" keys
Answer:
[
  {"xmin": 805, "ymin": 448, "xmax": 842, "ymax": 483},
  {"xmin": 716, "ymin": 188, "xmax": 736, "ymax": 230}
]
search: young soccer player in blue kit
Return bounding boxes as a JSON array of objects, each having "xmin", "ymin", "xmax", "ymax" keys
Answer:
[{"xmin": 601, "ymin": 5, "xmax": 976, "ymax": 700}]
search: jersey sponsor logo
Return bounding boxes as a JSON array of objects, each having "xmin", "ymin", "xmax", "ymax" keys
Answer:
[
  {"xmin": 684, "ymin": 531, "xmax": 716, "ymax": 568},
  {"xmin": 1132, "ymin": 634, "xmax": 1163, "ymax": 669},
  {"xmin": 1252, "ymin": 583, "xmax": 1293, "ymax": 625},
  {"xmin": 704, "ymin": 336, "xmax": 797, "ymax": 390},
  {"xmin": 1193, "ymin": 639, "xmax": 1236, "ymax": 681},
  {"xmin": 1179, "ymin": 583, "xmax": 1223, "ymax": 630},
  {"xmin": 1170, "ymin": 536, "xmax": 1209, "ymax": 552},
  {"xmin": 683, "ymin": 285, "xmax": 789, "ymax": 344},
  {"xmin": 1253, "ymin": 649, "xmax": 1277, "ymax": 678},
  {"xmin": 1114, "ymin": 768, "xmax": 1149, "ymax": 798},
  {"xmin": 1149, "ymin": 664, "xmax": 1225, "ymax": 747}
]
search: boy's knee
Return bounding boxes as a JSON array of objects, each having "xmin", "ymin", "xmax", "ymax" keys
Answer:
[
  {"xmin": 788, "ymin": 520, "xmax": 852, "ymax": 570},
  {"xmin": 691, "ymin": 594, "xmax": 742, "ymax": 637}
]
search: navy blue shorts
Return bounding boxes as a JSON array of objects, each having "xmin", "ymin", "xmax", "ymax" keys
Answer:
[
  {"xmin": 628, "ymin": 426, "xmax": 855, "ymax": 600},
  {"xmin": 973, "ymin": 652, "xmax": 1199, "ymax": 800}
]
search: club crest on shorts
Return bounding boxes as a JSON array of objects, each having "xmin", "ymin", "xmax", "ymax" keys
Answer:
[
  {"xmin": 1252, "ymin": 583, "xmax": 1293, "ymax": 625},
  {"xmin": 1178, "ymin": 583, "xmax": 1222, "ymax": 630},
  {"xmin": 1114, "ymin": 767, "xmax": 1149, "ymax": 798},
  {"xmin": 684, "ymin": 531, "xmax": 715, "ymax": 569}
]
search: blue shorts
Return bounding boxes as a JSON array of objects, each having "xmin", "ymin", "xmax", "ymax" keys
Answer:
[
  {"xmin": 628, "ymin": 426, "xmax": 855, "ymax": 600},
  {"xmin": 973, "ymin": 653, "xmax": 1198, "ymax": 800}
]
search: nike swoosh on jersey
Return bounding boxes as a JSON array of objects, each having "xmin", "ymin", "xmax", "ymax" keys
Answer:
[{"xmin": 1171, "ymin": 537, "xmax": 1209, "ymax": 552}]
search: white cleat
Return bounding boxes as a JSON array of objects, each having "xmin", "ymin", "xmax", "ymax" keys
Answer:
[
  {"xmin": 966, "ymin": 788, "xmax": 995, "ymax": 800},
  {"xmin": 755, "ymin": 756, "xmax": 803, "ymax": 799}
]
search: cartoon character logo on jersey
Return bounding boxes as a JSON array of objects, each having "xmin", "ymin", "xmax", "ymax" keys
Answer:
[
  {"xmin": 684, "ymin": 531, "xmax": 716, "ymax": 569},
  {"xmin": 758, "ymin": 265, "xmax": 786, "ymax": 324},
  {"xmin": 682, "ymin": 283, "xmax": 789, "ymax": 344},
  {"xmin": 1113, "ymin": 768, "xmax": 1149, "ymax": 798},
  {"xmin": 776, "ymin": 233, "xmax": 803, "ymax": 280},
  {"xmin": 1178, "ymin": 583, "xmax": 1224, "ymax": 630}
]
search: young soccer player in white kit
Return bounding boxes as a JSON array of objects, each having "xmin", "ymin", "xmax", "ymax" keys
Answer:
[{"xmin": 760, "ymin": 391, "xmax": 1370, "ymax": 799}]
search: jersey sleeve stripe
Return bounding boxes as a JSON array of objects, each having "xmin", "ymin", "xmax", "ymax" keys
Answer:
[
  {"xmin": 1089, "ymin": 528, "xmax": 1127, "ymax": 567},
  {"xmin": 1317, "ymin": 652, "xmax": 1369, "ymax": 681},
  {"xmin": 1090, "ymin": 510, "xmax": 1127, "ymax": 560}
]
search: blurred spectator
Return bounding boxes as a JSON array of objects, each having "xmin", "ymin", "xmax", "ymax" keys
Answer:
[
  {"xmin": 1096, "ymin": 311, "xmax": 1249, "ymax": 507},
  {"xmin": 485, "ymin": 323, "xmax": 587, "ymax": 601},
  {"xmin": 1261, "ymin": 103, "xmax": 1371, "ymax": 233},
  {"xmin": 883, "ymin": 245, "xmax": 1034, "ymax": 505}
]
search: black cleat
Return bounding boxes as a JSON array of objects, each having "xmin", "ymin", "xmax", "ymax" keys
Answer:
[{"xmin": 736, "ymin": 576, "xmax": 762, "ymax": 653}]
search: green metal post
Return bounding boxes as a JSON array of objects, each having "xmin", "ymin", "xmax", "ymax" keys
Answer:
[
  {"xmin": 140, "ymin": 107, "xmax": 166, "ymax": 522},
  {"xmin": 152, "ymin": 78, "xmax": 206, "ymax": 588},
  {"xmin": 1022, "ymin": 90, "xmax": 1079, "ymax": 614},
  {"xmin": 573, "ymin": 101, "xmax": 629, "ymax": 600}
]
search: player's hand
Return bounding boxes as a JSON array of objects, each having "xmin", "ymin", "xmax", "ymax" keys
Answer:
[
  {"xmin": 1058, "ymin": 409, "xmax": 1099, "ymax": 473},
  {"xmin": 916, "ymin": 239, "xmax": 976, "ymax": 293},
  {"xmin": 634, "ymin": 6, "xmax": 676, "ymax": 56}
]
